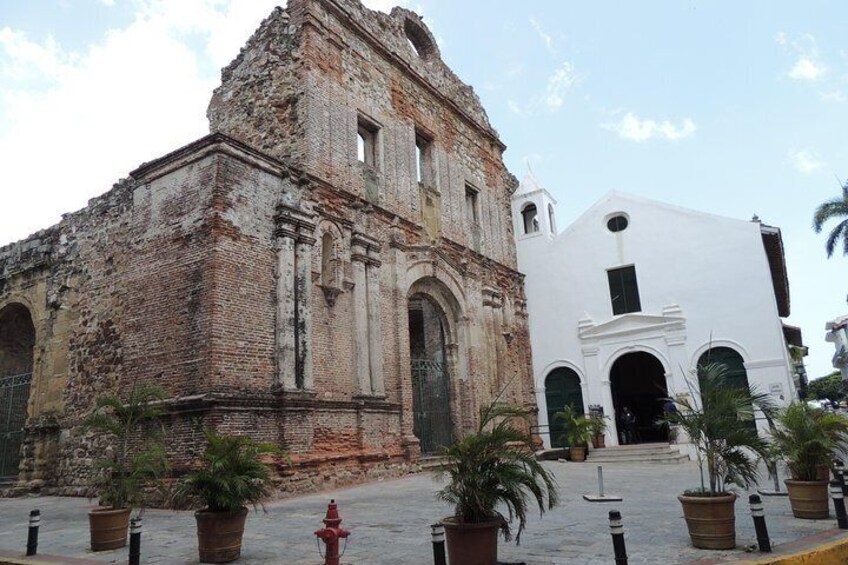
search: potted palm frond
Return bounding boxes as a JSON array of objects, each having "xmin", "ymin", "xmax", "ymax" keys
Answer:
[
  {"xmin": 437, "ymin": 401, "xmax": 559, "ymax": 565},
  {"xmin": 554, "ymin": 405, "xmax": 593, "ymax": 461},
  {"xmin": 771, "ymin": 402, "xmax": 848, "ymax": 519},
  {"xmin": 83, "ymin": 383, "xmax": 167, "ymax": 551},
  {"xmin": 176, "ymin": 431, "xmax": 282, "ymax": 563},
  {"xmin": 587, "ymin": 412, "xmax": 609, "ymax": 449},
  {"xmin": 664, "ymin": 362, "xmax": 775, "ymax": 550}
]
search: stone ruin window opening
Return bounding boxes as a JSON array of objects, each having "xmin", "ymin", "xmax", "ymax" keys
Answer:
[
  {"xmin": 357, "ymin": 116, "xmax": 379, "ymax": 168},
  {"xmin": 465, "ymin": 184, "xmax": 480, "ymax": 226},
  {"xmin": 404, "ymin": 18, "xmax": 436, "ymax": 60},
  {"xmin": 521, "ymin": 203, "xmax": 540, "ymax": 234},
  {"xmin": 0, "ymin": 303, "xmax": 35, "ymax": 479},
  {"xmin": 415, "ymin": 130, "xmax": 434, "ymax": 188}
]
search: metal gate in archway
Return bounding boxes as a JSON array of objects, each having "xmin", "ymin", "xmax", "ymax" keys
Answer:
[
  {"xmin": 0, "ymin": 372, "xmax": 31, "ymax": 479},
  {"xmin": 411, "ymin": 359, "xmax": 453, "ymax": 455}
]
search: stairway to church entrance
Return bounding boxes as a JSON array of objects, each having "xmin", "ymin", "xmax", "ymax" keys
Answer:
[{"xmin": 610, "ymin": 351, "xmax": 669, "ymax": 444}]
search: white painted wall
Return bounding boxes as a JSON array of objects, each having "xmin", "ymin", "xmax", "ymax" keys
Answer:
[{"xmin": 513, "ymin": 188, "xmax": 798, "ymax": 448}]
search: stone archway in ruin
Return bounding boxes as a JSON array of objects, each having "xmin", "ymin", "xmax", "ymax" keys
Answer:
[
  {"xmin": 406, "ymin": 276, "xmax": 464, "ymax": 456},
  {"xmin": 0, "ymin": 303, "xmax": 35, "ymax": 479}
]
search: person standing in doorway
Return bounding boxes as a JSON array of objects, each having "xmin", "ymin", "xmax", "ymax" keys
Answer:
[{"xmin": 621, "ymin": 406, "xmax": 636, "ymax": 445}]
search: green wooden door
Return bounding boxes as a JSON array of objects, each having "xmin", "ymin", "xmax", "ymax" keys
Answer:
[
  {"xmin": 698, "ymin": 347, "xmax": 755, "ymax": 431},
  {"xmin": 545, "ymin": 368, "xmax": 584, "ymax": 448}
]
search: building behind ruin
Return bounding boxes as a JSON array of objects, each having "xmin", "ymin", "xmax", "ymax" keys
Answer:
[{"xmin": 0, "ymin": 0, "xmax": 535, "ymax": 493}]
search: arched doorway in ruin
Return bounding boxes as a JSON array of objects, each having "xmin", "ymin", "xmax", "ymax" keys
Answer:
[
  {"xmin": 0, "ymin": 303, "xmax": 35, "ymax": 479},
  {"xmin": 407, "ymin": 277, "xmax": 461, "ymax": 455},
  {"xmin": 610, "ymin": 351, "xmax": 669, "ymax": 444}
]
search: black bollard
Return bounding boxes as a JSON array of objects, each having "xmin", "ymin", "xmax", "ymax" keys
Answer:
[
  {"xmin": 831, "ymin": 480, "xmax": 848, "ymax": 529},
  {"xmin": 609, "ymin": 510, "xmax": 628, "ymax": 565},
  {"xmin": 430, "ymin": 523, "xmax": 446, "ymax": 565},
  {"xmin": 837, "ymin": 469, "xmax": 848, "ymax": 497},
  {"xmin": 748, "ymin": 494, "xmax": 771, "ymax": 552},
  {"xmin": 835, "ymin": 459, "xmax": 844, "ymax": 480},
  {"xmin": 26, "ymin": 509, "xmax": 40, "ymax": 556},
  {"xmin": 129, "ymin": 516, "xmax": 142, "ymax": 565}
]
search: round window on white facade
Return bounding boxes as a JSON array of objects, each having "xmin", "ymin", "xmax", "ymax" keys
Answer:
[{"xmin": 606, "ymin": 214, "xmax": 629, "ymax": 233}]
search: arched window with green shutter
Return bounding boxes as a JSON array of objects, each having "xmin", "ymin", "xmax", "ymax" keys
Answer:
[{"xmin": 545, "ymin": 368, "xmax": 583, "ymax": 448}]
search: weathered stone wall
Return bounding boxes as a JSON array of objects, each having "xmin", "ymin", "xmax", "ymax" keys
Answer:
[{"xmin": 0, "ymin": 0, "xmax": 536, "ymax": 498}]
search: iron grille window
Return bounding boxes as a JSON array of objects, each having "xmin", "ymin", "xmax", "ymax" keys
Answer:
[{"xmin": 608, "ymin": 266, "xmax": 641, "ymax": 315}]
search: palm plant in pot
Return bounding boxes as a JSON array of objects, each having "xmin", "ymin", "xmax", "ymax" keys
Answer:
[
  {"xmin": 587, "ymin": 412, "xmax": 609, "ymax": 449},
  {"xmin": 554, "ymin": 405, "xmax": 593, "ymax": 461},
  {"xmin": 436, "ymin": 401, "xmax": 559, "ymax": 565},
  {"xmin": 664, "ymin": 362, "xmax": 775, "ymax": 550},
  {"xmin": 176, "ymin": 431, "xmax": 282, "ymax": 563},
  {"xmin": 83, "ymin": 383, "xmax": 167, "ymax": 551},
  {"xmin": 770, "ymin": 402, "xmax": 848, "ymax": 519}
]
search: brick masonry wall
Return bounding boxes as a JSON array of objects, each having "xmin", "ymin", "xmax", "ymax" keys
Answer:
[{"xmin": 0, "ymin": 0, "xmax": 537, "ymax": 499}]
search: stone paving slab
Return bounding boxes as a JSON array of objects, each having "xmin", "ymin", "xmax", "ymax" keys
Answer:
[{"xmin": 0, "ymin": 460, "xmax": 839, "ymax": 564}]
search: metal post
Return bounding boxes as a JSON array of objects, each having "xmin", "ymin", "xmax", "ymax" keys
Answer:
[
  {"xmin": 831, "ymin": 480, "xmax": 848, "ymax": 529},
  {"xmin": 842, "ymin": 468, "xmax": 848, "ymax": 500},
  {"xmin": 834, "ymin": 459, "xmax": 844, "ymax": 481},
  {"xmin": 748, "ymin": 495, "xmax": 771, "ymax": 552},
  {"xmin": 609, "ymin": 510, "xmax": 628, "ymax": 565},
  {"xmin": 598, "ymin": 466, "xmax": 605, "ymax": 498},
  {"xmin": 129, "ymin": 517, "xmax": 142, "ymax": 565},
  {"xmin": 26, "ymin": 509, "xmax": 39, "ymax": 556},
  {"xmin": 430, "ymin": 523, "xmax": 446, "ymax": 565}
]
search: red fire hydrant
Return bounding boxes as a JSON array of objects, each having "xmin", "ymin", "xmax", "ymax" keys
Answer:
[{"xmin": 315, "ymin": 499, "xmax": 350, "ymax": 565}]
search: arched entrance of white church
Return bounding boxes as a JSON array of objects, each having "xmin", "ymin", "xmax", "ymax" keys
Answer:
[
  {"xmin": 610, "ymin": 351, "xmax": 668, "ymax": 444},
  {"xmin": 544, "ymin": 368, "xmax": 583, "ymax": 448},
  {"xmin": 0, "ymin": 303, "xmax": 35, "ymax": 479},
  {"xmin": 408, "ymin": 293, "xmax": 454, "ymax": 455}
]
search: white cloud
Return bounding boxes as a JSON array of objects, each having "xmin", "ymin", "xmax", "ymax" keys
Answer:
[
  {"xmin": 529, "ymin": 17, "xmax": 556, "ymax": 55},
  {"xmin": 603, "ymin": 112, "xmax": 696, "ymax": 142},
  {"xmin": 779, "ymin": 33, "xmax": 828, "ymax": 82},
  {"xmin": 361, "ymin": 0, "xmax": 411, "ymax": 12},
  {"xmin": 788, "ymin": 149, "xmax": 826, "ymax": 174},
  {"xmin": 0, "ymin": 0, "xmax": 292, "ymax": 246},
  {"xmin": 543, "ymin": 62, "xmax": 576, "ymax": 109},
  {"xmin": 509, "ymin": 61, "xmax": 577, "ymax": 115},
  {"xmin": 820, "ymin": 90, "xmax": 847, "ymax": 102},
  {"xmin": 789, "ymin": 57, "xmax": 827, "ymax": 81}
]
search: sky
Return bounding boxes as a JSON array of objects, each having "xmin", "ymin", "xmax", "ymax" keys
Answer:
[{"xmin": 1, "ymin": 0, "xmax": 847, "ymax": 381}]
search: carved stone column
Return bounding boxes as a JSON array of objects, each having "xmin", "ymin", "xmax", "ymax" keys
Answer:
[
  {"xmin": 352, "ymin": 232, "xmax": 382, "ymax": 396},
  {"xmin": 366, "ymin": 242, "xmax": 384, "ymax": 396},
  {"xmin": 351, "ymin": 236, "xmax": 371, "ymax": 395},
  {"xmin": 275, "ymin": 229, "xmax": 297, "ymax": 390},
  {"xmin": 275, "ymin": 203, "xmax": 315, "ymax": 392},
  {"xmin": 295, "ymin": 231, "xmax": 316, "ymax": 390}
]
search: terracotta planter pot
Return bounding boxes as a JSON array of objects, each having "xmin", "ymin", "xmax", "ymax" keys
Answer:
[
  {"xmin": 195, "ymin": 507, "xmax": 249, "ymax": 563},
  {"xmin": 89, "ymin": 507, "xmax": 131, "ymax": 551},
  {"xmin": 785, "ymin": 479, "xmax": 829, "ymax": 519},
  {"xmin": 570, "ymin": 446, "xmax": 587, "ymax": 462},
  {"xmin": 677, "ymin": 493, "xmax": 737, "ymax": 550},
  {"xmin": 592, "ymin": 435, "xmax": 606, "ymax": 449},
  {"xmin": 442, "ymin": 516, "xmax": 500, "ymax": 565}
]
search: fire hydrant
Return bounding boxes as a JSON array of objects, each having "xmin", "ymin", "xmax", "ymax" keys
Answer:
[{"xmin": 315, "ymin": 499, "xmax": 350, "ymax": 565}]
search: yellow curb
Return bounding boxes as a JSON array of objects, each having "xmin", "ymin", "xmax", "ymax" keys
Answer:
[{"xmin": 735, "ymin": 536, "xmax": 848, "ymax": 564}]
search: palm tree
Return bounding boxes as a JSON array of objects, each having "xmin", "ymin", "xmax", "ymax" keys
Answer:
[{"xmin": 813, "ymin": 180, "xmax": 848, "ymax": 258}]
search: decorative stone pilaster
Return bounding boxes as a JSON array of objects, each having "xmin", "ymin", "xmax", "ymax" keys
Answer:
[
  {"xmin": 275, "ymin": 203, "xmax": 316, "ymax": 391},
  {"xmin": 351, "ymin": 232, "xmax": 382, "ymax": 396}
]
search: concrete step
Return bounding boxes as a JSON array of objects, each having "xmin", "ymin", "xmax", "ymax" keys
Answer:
[
  {"xmin": 588, "ymin": 444, "xmax": 689, "ymax": 464},
  {"xmin": 419, "ymin": 456, "xmax": 448, "ymax": 471},
  {"xmin": 588, "ymin": 453, "xmax": 690, "ymax": 464},
  {"xmin": 591, "ymin": 448, "xmax": 680, "ymax": 458}
]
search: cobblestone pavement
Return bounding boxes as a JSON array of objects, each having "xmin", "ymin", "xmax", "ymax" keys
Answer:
[{"xmin": 0, "ymin": 460, "xmax": 839, "ymax": 564}]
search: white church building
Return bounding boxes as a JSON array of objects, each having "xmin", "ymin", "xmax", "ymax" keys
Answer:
[{"xmin": 513, "ymin": 179, "xmax": 802, "ymax": 448}]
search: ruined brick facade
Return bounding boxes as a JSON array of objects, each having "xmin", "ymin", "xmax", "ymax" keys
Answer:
[{"xmin": 0, "ymin": 0, "xmax": 535, "ymax": 495}]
